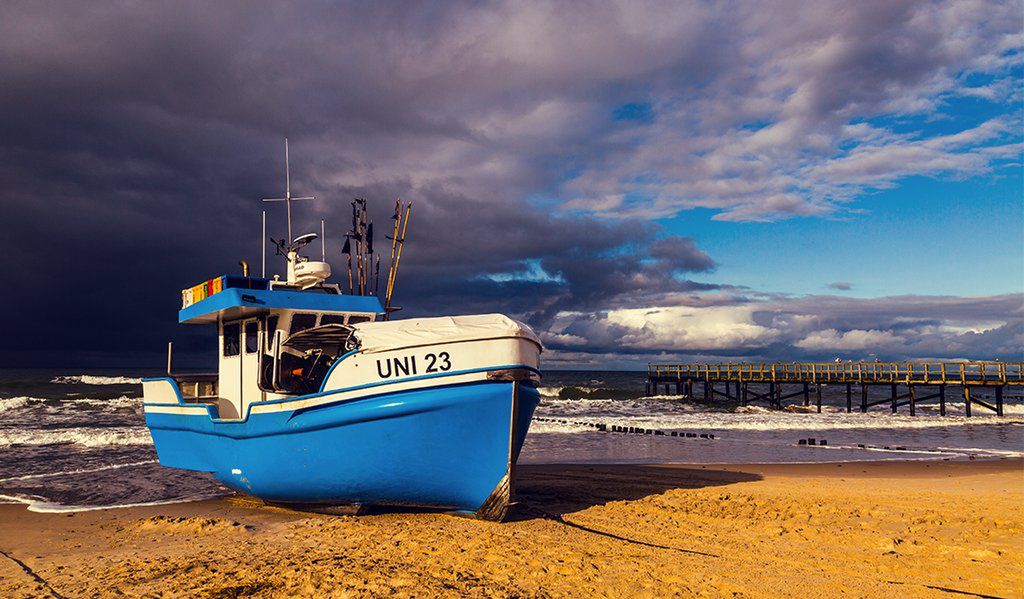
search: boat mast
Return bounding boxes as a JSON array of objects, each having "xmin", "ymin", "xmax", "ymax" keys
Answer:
[{"xmin": 262, "ymin": 138, "xmax": 315, "ymax": 282}]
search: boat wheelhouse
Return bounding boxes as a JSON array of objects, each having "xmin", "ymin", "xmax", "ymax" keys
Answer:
[{"xmin": 171, "ymin": 274, "xmax": 386, "ymax": 418}]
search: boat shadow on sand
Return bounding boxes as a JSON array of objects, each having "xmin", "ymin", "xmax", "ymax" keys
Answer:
[
  {"xmin": 266, "ymin": 464, "xmax": 759, "ymax": 537},
  {"xmin": 510, "ymin": 464, "xmax": 762, "ymax": 522}
]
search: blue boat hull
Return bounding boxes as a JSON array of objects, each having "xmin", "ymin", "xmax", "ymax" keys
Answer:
[{"xmin": 145, "ymin": 380, "xmax": 539, "ymax": 518}]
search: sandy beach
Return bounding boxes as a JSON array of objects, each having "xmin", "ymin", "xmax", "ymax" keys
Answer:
[{"xmin": 1, "ymin": 459, "xmax": 1021, "ymax": 598}]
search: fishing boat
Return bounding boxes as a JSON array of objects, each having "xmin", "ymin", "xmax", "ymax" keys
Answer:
[{"xmin": 141, "ymin": 141, "xmax": 542, "ymax": 520}]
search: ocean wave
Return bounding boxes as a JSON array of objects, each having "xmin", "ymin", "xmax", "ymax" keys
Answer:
[
  {"xmin": 529, "ymin": 420, "xmax": 593, "ymax": 434},
  {"xmin": 0, "ymin": 395, "xmax": 142, "ymax": 415},
  {"xmin": 0, "ymin": 396, "xmax": 34, "ymax": 413},
  {"xmin": 74, "ymin": 395, "xmax": 142, "ymax": 409},
  {"xmin": 0, "ymin": 426, "xmax": 152, "ymax": 448},
  {"xmin": 0, "ymin": 460, "xmax": 159, "ymax": 483},
  {"xmin": 798, "ymin": 442, "xmax": 1024, "ymax": 459},
  {"xmin": 540, "ymin": 386, "xmax": 598, "ymax": 398},
  {"xmin": 0, "ymin": 491, "xmax": 228, "ymax": 514},
  {"xmin": 51, "ymin": 375, "xmax": 142, "ymax": 385},
  {"xmin": 534, "ymin": 397, "xmax": 1024, "ymax": 431},
  {"xmin": 539, "ymin": 386, "xmax": 640, "ymax": 400}
]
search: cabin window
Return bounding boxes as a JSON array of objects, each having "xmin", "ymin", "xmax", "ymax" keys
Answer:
[
  {"xmin": 223, "ymin": 322, "xmax": 241, "ymax": 357},
  {"xmin": 320, "ymin": 313, "xmax": 346, "ymax": 326},
  {"xmin": 290, "ymin": 313, "xmax": 318, "ymax": 335},
  {"xmin": 348, "ymin": 315, "xmax": 371, "ymax": 325},
  {"xmin": 245, "ymin": 321, "xmax": 259, "ymax": 354},
  {"xmin": 265, "ymin": 315, "xmax": 279, "ymax": 350}
]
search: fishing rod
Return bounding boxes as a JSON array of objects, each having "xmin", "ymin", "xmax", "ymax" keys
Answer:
[
  {"xmin": 385, "ymin": 200, "xmax": 412, "ymax": 317},
  {"xmin": 385, "ymin": 199, "xmax": 401, "ymax": 301},
  {"xmin": 373, "ymin": 254, "xmax": 381, "ymax": 296},
  {"xmin": 342, "ymin": 235, "xmax": 354, "ymax": 293},
  {"xmin": 344, "ymin": 198, "xmax": 379, "ymax": 296}
]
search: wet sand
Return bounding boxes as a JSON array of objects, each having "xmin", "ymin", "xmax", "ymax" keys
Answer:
[{"xmin": 1, "ymin": 460, "xmax": 1021, "ymax": 598}]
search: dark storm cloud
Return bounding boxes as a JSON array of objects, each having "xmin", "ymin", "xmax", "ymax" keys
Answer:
[
  {"xmin": 649, "ymin": 237, "xmax": 716, "ymax": 272},
  {"xmin": 827, "ymin": 282, "xmax": 853, "ymax": 291},
  {"xmin": 0, "ymin": 0, "xmax": 716, "ymax": 365},
  {"xmin": 0, "ymin": 1, "xmax": 1019, "ymax": 366}
]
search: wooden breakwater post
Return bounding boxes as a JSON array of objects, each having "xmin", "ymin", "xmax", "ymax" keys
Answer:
[{"xmin": 646, "ymin": 361, "xmax": 1021, "ymax": 417}]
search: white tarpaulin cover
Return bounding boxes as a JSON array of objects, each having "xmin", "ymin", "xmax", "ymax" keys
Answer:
[{"xmin": 351, "ymin": 314, "xmax": 542, "ymax": 354}]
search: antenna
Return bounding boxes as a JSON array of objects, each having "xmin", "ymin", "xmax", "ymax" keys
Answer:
[
  {"xmin": 262, "ymin": 138, "xmax": 314, "ymax": 245},
  {"xmin": 261, "ymin": 210, "xmax": 267, "ymax": 278},
  {"xmin": 321, "ymin": 219, "xmax": 325, "ymax": 262}
]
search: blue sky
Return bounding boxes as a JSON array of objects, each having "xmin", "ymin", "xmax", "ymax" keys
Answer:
[
  {"xmin": 661, "ymin": 81, "xmax": 1024, "ymax": 299},
  {"xmin": 1, "ymin": 1, "xmax": 1021, "ymax": 368},
  {"xmin": 668, "ymin": 169, "xmax": 1023, "ymax": 298}
]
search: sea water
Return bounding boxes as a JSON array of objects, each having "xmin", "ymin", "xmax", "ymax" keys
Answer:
[{"xmin": 0, "ymin": 368, "xmax": 1020, "ymax": 511}]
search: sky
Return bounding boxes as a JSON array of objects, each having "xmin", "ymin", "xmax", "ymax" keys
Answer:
[{"xmin": 0, "ymin": 0, "xmax": 1021, "ymax": 370}]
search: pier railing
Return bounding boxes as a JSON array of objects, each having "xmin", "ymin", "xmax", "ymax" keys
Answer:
[{"xmin": 647, "ymin": 361, "xmax": 1023, "ymax": 386}]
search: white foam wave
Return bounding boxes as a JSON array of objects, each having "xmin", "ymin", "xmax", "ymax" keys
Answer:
[
  {"xmin": 0, "ymin": 460, "xmax": 158, "ymax": 483},
  {"xmin": 0, "ymin": 397, "xmax": 34, "ymax": 412},
  {"xmin": 0, "ymin": 395, "xmax": 142, "ymax": 415},
  {"xmin": 999, "ymin": 403, "xmax": 1024, "ymax": 415},
  {"xmin": 74, "ymin": 395, "xmax": 142, "ymax": 410},
  {"xmin": 535, "ymin": 397, "xmax": 1024, "ymax": 431},
  {"xmin": 800, "ymin": 443, "xmax": 1024, "ymax": 459},
  {"xmin": 529, "ymin": 420, "xmax": 592, "ymax": 434},
  {"xmin": 0, "ymin": 491, "xmax": 228, "ymax": 513},
  {"xmin": 0, "ymin": 426, "xmax": 152, "ymax": 448},
  {"xmin": 51, "ymin": 375, "xmax": 141, "ymax": 385},
  {"xmin": 538, "ymin": 386, "xmax": 599, "ymax": 399}
]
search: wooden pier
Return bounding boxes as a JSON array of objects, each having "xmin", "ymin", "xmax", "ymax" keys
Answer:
[{"xmin": 647, "ymin": 361, "xmax": 1023, "ymax": 416}]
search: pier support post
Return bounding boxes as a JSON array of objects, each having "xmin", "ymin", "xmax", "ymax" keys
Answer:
[
  {"xmin": 996, "ymin": 385, "xmax": 1004, "ymax": 416},
  {"xmin": 741, "ymin": 382, "xmax": 748, "ymax": 405},
  {"xmin": 703, "ymin": 381, "xmax": 709, "ymax": 401},
  {"xmin": 939, "ymin": 384, "xmax": 946, "ymax": 416},
  {"xmin": 815, "ymin": 384, "xmax": 822, "ymax": 413},
  {"xmin": 908, "ymin": 384, "xmax": 916, "ymax": 417},
  {"xmin": 769, "ymin": 382, "xmax": 776, "ymax": 409},
  {"xmin": 861, "ymin": 384, "xmax": 868, "ymax": 413},
  {"xmin": 645, "ymin": 382, "xmax": 651, "ymax": 397},
  {"xmin": 891, "ymin": 384, "xmax": 898, "ymax": 414},
  {"xmin": 845, "ymin": 383, "xmax": 852, "ymax": 413},
  {"xmin": 803, "ymin": 382, "xmax": 810, "ymax": 407},
  {"xmin": 964, "ymin": 386, "xmax": 972, "ymax": 417}
]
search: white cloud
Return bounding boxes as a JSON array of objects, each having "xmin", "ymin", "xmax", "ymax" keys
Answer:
[
  {"xmin": 542, "ymin": 292, "xmax": 1023, "ymax": 363},
  {"xmin": 607, "ymin": 305, "xmax": 781, "ymax": 350},
  {"xmin": 795, "ymin": 328, "xmax": 904, "ymax": 351}
]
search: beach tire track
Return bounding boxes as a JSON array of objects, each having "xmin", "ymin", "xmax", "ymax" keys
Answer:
[{"xmin": 0, "ymin": 548, "xmax": 66, "ymax": 599}]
